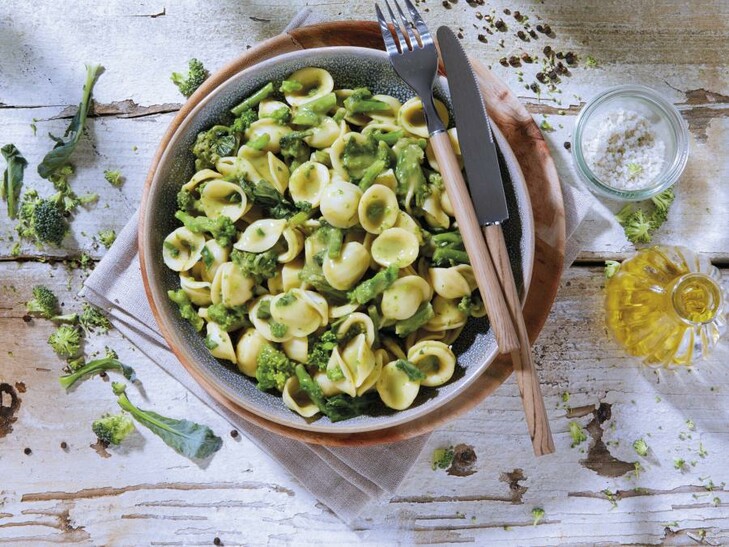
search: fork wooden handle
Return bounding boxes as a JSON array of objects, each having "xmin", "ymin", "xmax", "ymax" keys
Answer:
[
  {"xmin": 483, "ymin": 224, "xmax": 555, "ymax": 456},
  {"xmin": 429, "ymin": 131, "xmax": 519, "ymax": 354}
]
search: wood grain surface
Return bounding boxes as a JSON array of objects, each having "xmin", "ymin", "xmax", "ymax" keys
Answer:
[{"xmin": 1, "ymin": 0, "xmax": 728, "ymax": 544}]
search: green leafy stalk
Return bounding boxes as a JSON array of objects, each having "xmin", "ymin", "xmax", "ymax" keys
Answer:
[
  {"xmin": 38, "ymin": 64, "xmax": 104, "ymax": 179},
  {"xmin": 395, "ymin": 359, "xmax": 426, "ymax": 381},
  {"xmin": 1, "ymin": 144, "xmax": 28, "ymax": 219},
  {"xmin": 231, "ymin": 82, "xmax": 274, "ymax": 116},
  {"xmin": 294, "ymin": 365, "xmax": 377, "ymax": 422},
  {"xmin": 59, "ymin": 357, "xmax": 136, "ymax": 390},
  {"xmin": 113, "ymin": 382, "xmax": 222, "ymax": 459},
  {"xmin": 395, "ymin": 303, "xmax": 435, "ymax": 337},
  {"xmin": 348, "ymin": 265, "xmax": 399, "ymax": 305}
]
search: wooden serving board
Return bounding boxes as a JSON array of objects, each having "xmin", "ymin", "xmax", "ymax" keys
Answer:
[{"xmin": 144, "ymin": 21, "xmax": 565, "ymax": 446}]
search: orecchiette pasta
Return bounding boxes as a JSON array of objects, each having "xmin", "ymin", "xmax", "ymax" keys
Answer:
[{"xmin": 165, "ymin": 68, "xmax": 488, "ymax": 422}]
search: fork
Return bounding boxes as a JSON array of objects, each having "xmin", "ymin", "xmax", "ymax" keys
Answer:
[{"xmin": 375, "ymin": 0, "xmax": 519, "ymax": 354}]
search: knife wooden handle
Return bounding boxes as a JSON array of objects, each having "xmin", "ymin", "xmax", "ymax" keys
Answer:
[
  {"xmin": 429, "ymin": 131, "xmax": 519, "ymax": 354},
  {"xmin": 483, "ymin": 223, "xmax": 555, "ymax": 456}
]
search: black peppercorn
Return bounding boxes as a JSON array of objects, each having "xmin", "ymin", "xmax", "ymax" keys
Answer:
[
  {"xmin": 477, "ymin": 34, "xmax": 488, "ymax": 43},
  {"xmin": 536, "ymin": 24, "xmax": 544, "ymax": 33},
  {"xmin": 521, "ymin": 53, "xmax": 533, "ymax": 63},
  {"xmin": 543, "ymin": 45, "xmax": 553, "ymax": 57},
  {"xmin": 499, "ymin": 57, "xmax": 509, "ymax": 66},
  {"xmin": 508, "ymin": 55, "xmax": 521, "ymax": 67},
  {"xmin": 529, "ymin": 29, "xmax": 538, "ymax": 39},
  {"xmin": 60, "ymin": 441, "xmax": 68, "ymax": 449},
  {"xmin": 517, "ymin": 30, "xmax": 527, "ymax": 40},
  {"xmin": 503, "ymin": 8, "xmax": 511, "ymax": 15},
  {"xmin": 494, "ymin": 19, "xmax": 506, "ymax": 30},
  {"xmin": 543, "ymin": 24, "xmax": 552, "ymax": 34},
  {"xmin": 536, "ymin": 72, "xmax": 547, "ymax": 83},
  {"xmin": 24, "ymin": 447, "xmax": 32, "ymax": 455},
  {"xmin": 564, "ymin": 141, "xmax": 572, "ymax": 150},
  {"xmin": 565, "ymin": 51, "xmax": 577, "ymax": 65}
]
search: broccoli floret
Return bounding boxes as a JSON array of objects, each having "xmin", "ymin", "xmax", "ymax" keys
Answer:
[
  {"xmin": 176, "ymin": 189, "xmax": 203, "ymax": 213},
  {"xmin": 79, "ymin": 303, "xmax": 111, "ymax": 334},
  {"xmin": 48, "ymin": 324, "xmax": 82, "ymax": 358},
  {"xmin": 371, "ymin": 129, "xmax": 404, "ymax": 146},
  {"xmin": 650, "ymin": 187, "xmax": 675, "ymax": 225},
  {"xmin": 348, "ymin": 265, "xmax": 399, "ymax": 305},
  {"xmin": 229, "ymin": 108, "xmax": 259, "ymax": 137},
  {"xmin": 98, "ymin": 229, "xmax": 116, "ymax": 249},
  {"xmin": 171, "ymin": 58, "xmax": 208, "ymax": 98},
  {"xmin": 231, "ymin": 249, "xmax": 278, "ymax": 284},
  {"xmin": 294, "ymin": 364, "xmax": 378, "ymax": 422},
  {"xmin": 270, "ymin": 321, "xmax": 289, "ymax": 338},
  {"xmin": 395, "ymin": 303, "xmax": 435, "ymax": 337},
  {"xmin": 532, "ymin": 507, "xmax": 545, "ymax": 526},
  {"xmin": 59, "ymin": 357, "xmax": 136, "ymax": 390},
  {"xmin": 307, "ymin": 330, "xmax": 339, "ymax": 370},
  {"xmin": 47, "ymin": 164, "xmax": 75, "ymax": 193},
  {"xmin": 279, "ymin": 130, "xmax": 312, "ymax": 166},
  {"xmin": 174, "ymin": 210, "xmax": 237, "ymax": 248},
  {"xmin": 31, "ymin": 198, "xmax": 68, "ymax": 246},
  {"xmin": 168, "ymin": 289, "xmax": 204, "ymax": 331},
  {"xmin": 620, "ymin": 208, "xmax": 653, "ymax": 244},
  {"xmin": 568, "ymin": 421, "xmax": 587, "ymax": 447},
  {"xmin": 26, "ymin": 285, "xmax": 59, "ymax": 318},
  {"xmin": 279, "ymin": 79, "xmax": 303, "ymax": 93},
  {"xmin": 192, "ymin": 125, "xmax": 238, "ymax": 171},
  {"xmin": 255, "ymin": 344, "xmax": 295, "ymax": 392},
  {"xmin": 604, "ymin": 260, "xmax": 621, "ymax": 279},
  {"xmin": 395, "ymin": 141, "xmax": 427, "ymax": 206},
  {"xmin": 104, "ymin": 169, "xmax": 124, "ymax": 187},
  {"xmin": 633, "ymin": 438, "xmax": 649, "ymax": 457},
  {"xmin": 206, "ymin": 303, "xmax": 250, "ymax": 332},
  {"xmin": 92, "ymin": 412, "xmax": 135, "ymax": 445},
  {"xmin": 264, "ymin": 106, "xmax": 292, "ymax": 125},
  {"xmin": 343, "ymin": 87, "xmax": 390, "ymax": 114},
  {"xmin": 431, "ymin": 446, "xmax": 455, "ymax": 470}
]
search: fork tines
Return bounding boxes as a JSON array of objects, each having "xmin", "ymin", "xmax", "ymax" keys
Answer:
[{"xmin": 375, "ymin": 0, "xmax": 432, "ymax": 54}]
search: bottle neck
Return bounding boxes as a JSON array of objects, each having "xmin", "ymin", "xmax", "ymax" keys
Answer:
[{"xmin": 670, "ymin": 273, "xmax": 723, "ymax": 326}]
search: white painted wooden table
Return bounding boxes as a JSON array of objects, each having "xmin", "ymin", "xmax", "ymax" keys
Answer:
[{"xmin": 2, "ymin": 1, "xmax": 728, "ymax": 544}]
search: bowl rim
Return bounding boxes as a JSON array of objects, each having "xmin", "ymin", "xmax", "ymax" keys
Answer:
[
  {"xmin": 571, "ymin": 84, "xmax": 690, "ymax": 202},
  {"xmin": 139, "ymin": 46, "xmax": 534, "ymax": 434}
]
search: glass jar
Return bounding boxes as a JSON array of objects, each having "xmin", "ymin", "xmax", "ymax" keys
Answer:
[{"xmin": 605, "ymin": 246, "xmax": 727, "ymax": 366}]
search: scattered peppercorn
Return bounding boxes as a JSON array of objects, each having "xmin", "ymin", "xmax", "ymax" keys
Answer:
[
  {"xmin": 442, "ymin": 1, "xmax": 451, "ymax": 8},
  {"xmin": 536, "ymin": 24, "xmax": 544, "ymax": 33},
  {"xmin": 478, "ymin": 34, "xmax": 488, "ymax": 43},
  {"xmin": 530, "ymin": 82, "xmax": 540, "ymax": 93},
  {"xmin": 565, "ymin": 51, "xmax": 577, "ymax": 65},
  {"xmin": 543, "ymin": 45, "xmax": 553, "ymax": 57},
  {"xmin": 99, "ymin": 371, "xmax": 108, "ymax": 379},
  {"xmin": 542, "ymin": 24, "xmax": 552, "ymax": 35},
  {"xmin": 60, "ymin": 441, "xmax": 68, "ymax": 449},
  {"xmin": 22, "ymin": 314, "xmax": 32, "ymax": 323},
  {"xmin": 499, "ymin": 57, "xmax": 509, "ymax": 67},
  {"xmin": 508, "ymin": 55, "xmax": 521, "ymax": 67},
  {"xmin": 213, "ymin": 538, "xmax": 222, "ymax": 546},
  {"xmin": 514, "ymin": 11, "xmax": 523, "ymax": 21},
  {"xmin": 536, "ymin": 72, "xmax": 547, "ymax": 83},
  {"xmin": 529, "ymin": 29, "xmax": 538, "ymax": 39},
  {"xmin": 230, "ymin": 429, "xmax": 239, "ymax": 438},
  {"xmin": 556, "ymin": 51, "xmax": 565, "ymax": 59},
  {"xmin": 457, "ymin": 31, "xmax": 464, "ymax": 39},
  {"xmin": 494, "ymin": 19, "xmax": 506, "ymax": 31},
  {"xmin": 564, "ymin": 141, "xmax": 572, "ymax": 150},
  {"xmin": 24, "ymin": 447, "xmax": 32, "ymax": 455},
  {"xmin": 517, "ymin": 30, "xmax": 527, "ymax": 40},
  {"xmin": 521, "ymin": 53, "xmax": 533, "ymax": 63}
]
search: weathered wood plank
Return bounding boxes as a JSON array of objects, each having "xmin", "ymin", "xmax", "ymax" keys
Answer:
[{"xmin": 2, "ymin": 262, "xmax": 728, "ymax": 544}]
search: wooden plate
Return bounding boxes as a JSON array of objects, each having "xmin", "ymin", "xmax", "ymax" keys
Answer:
[{"xmin": 139, "ymin": 21, "xmax": 565, "ymax": 446}]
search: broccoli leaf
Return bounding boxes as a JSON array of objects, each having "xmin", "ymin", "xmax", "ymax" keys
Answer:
[
  {"xmin": 114, "ymin": 382, "xmax": 222, "ymax": 459},
  {"xmin": 38, "ymin": 64, "xmax": 104, "ymax": 179},
  {"xmin": 1, "ymin": 144, "xmax": 28, "ymax": 219}
]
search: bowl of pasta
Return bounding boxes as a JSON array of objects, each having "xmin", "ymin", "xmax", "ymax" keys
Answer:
[{"xmin": 140, "ymin": 46, "xmax": 534, "ymax": 435}]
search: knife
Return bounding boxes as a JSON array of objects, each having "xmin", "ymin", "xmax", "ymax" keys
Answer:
[{"xmin": 437, "ymin": 25, "xmax": 555, "ymax": 456}]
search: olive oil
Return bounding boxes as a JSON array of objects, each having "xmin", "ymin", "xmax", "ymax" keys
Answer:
[{"xmin": 605, "ymin": 246, "xmax": 727, "ymax": 366}]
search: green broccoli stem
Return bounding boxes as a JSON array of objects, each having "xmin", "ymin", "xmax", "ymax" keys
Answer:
[
  {"xmin": 231, "ymin": 82, "xmax": 274, "ymax": 116},
  {"xmin": 302, "ymin": 92, "xmax": 337, "ymax": 114},
  {"xmin": 290, "ymin": 108, "xmax": 320, "ymax": 126},
  {"xmin": 432, "ymin": 247, "xmax": 470, "ymax": 266},
  {"xmin": 294, "ymin": 364, "xmax": 328, "ymax": 411},
  {"xmin": 348, "ymin": 265, "xmax": 399, "ymax": 305},
  {"xmin": 395, "ymin": 302, "xmax": 435, "ymax": 337},
  {"xmin": 371, "ymin": 129, "xmax": 404, "ymax": 146},
  {"xmin": 347, "ymin": 98, "xmax": 390, "ymax": 113},
  {"xmin": 431, "ymin": 231, "xmax": 464, "ymax": 248},
  {"xmin": 327, "ymin": 227, "xmax": 344, "ymax": 259},
  {"xmin": 358, "ymin": 159, "xmax": 387, "ymax": 191},
  {"xmin": 59, "ymin": 358, "xmax": 136, "ymax": 390}
]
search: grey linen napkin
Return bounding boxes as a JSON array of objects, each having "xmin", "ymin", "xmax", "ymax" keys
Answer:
[{"xmin": 82, "ymin": 8, "xmax": 595, "ymax": 523}]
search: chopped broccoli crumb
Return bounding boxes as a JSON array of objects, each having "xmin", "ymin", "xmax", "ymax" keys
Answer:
[
  {"xmin": 97, "ymin": 229, "xmax": 116, "ymax": 249},
  {"xmin": 431, "ymin": 446, "xmax": 455, "ymax": 470},
  {"xmin": 633, "ymin": 438, "xmax": 649, "ymax": 457},
  {"xmin": 605, "ymin": 260, "xmax": 621, "ymax": 279},
  {"xmin": 255, "ymin": 344, "xmax": 294, "ymax": 392},
  {"xmin": 531, "ymin": 507, "xmax": 545, "ymax": 526},
  {"xmin": 104, "ymin": 169, "xmax": 124, "ymax": 187},
  {"xmin": 569, "ymin": 421, "xmax": 587, "ymax": 447}
]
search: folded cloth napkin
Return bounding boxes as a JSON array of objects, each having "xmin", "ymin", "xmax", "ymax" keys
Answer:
[{"xmin": 82, "ymin": 9, "xmax": 595, "ymax": 523}]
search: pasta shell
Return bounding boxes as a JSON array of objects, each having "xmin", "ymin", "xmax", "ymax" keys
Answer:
[
  {"xmin": 358, "ymin": 184, "xmax": 399, "ymax": 234},
  {"xmin": 370, "ymin": 227, "xmax": 419, "ymax": 268},
  {"xmin": 163, "ymin": 227, "xmax": 205, "ymax": 272},
  {"xmin": 304, "ymin": 117, "xmax": 341, "ymax": 149},
  {"xmin": 235, "ymin": 328, "xmax": 268, "ymax": 377},
  {"xmin": 244, "ymin": 118, "xmax": 293, "ymax": 154},
  {"xmin": 181, "ymin": 169, "xmax": 222, "ymax": 192},
  {"xmin": 376, "ymin": 361, "xmax": 420, "ymax": 410},
  {"xmin": 320, "ymin": 181, "xmax": 362, "ymax": 229},
  {"xmin": 234, "ymin": 218, "xmax": 287, "ymax": 253},
  {"xmin": 179, "ymin": 273, "xmax": 212, "ymax": 306},
  {"xmin": 270, "ymin": 289, "xmax": 328, "ymax": 338},
  {"xmin": 424, "ymin": 295, "xmax": 468, "ymax": 332},
  {"xmin": 398, "ymin": 97, "xmax": 449, "ymax": 138},
  {"xmin": 282, "ymin": 376, "xmax": 320, "ymax": 418},
  {"xmin": 210, "ymin": 262, "xmax": 255, "ymax": 307},
  {"xmin": 368, "ymin": 94, "xmax": 402, "ymax": 124},
  {"xmin": 407, "ymin": 340, "xmax": 456, "ymax": 387},
  {"xmin": 200, "ymin": 180, "xmax": 248, "ymax": 221},
  {"xmin": 289, "ymin": 162, "xmax": 330, "ymax": 207},
  {"xmin": 206, "ymin": 322, "xmax": 237, "ymax": 363},
  {"xmin": 284, "ymin": 67, "xmax": 335, "ymax": 107},
  {"xmin": 323, "ymin": 241, "xmax": 370, "ymax": 290},
  {"xmin": 429, "ymin": 266, "xmax": 473, "ymax": 299},
  {"xmin": 282, "ymin": 336, "xmax": 309, "ymax": 363},
  {"xmin": 335, "ymin": 312, "xmax": 377, "ymax": 347},
  {"xmin": 381, "ymin": 276, "xmax": 432, "ymax": 321}
]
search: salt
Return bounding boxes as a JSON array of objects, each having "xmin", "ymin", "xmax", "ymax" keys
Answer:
[{"xmin": 582, "ymin": 109, "xmax": 666, "ymax": 190}]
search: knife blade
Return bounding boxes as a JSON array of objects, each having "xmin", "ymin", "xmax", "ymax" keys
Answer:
[{"xmin": 436, "ymin": 26, "xmax": 509, "ymax": 225}]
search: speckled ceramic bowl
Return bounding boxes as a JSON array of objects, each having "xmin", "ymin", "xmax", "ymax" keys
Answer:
[{"xmin": 140, "ymin": 47, "xmax": 534, "ymax": 434}]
